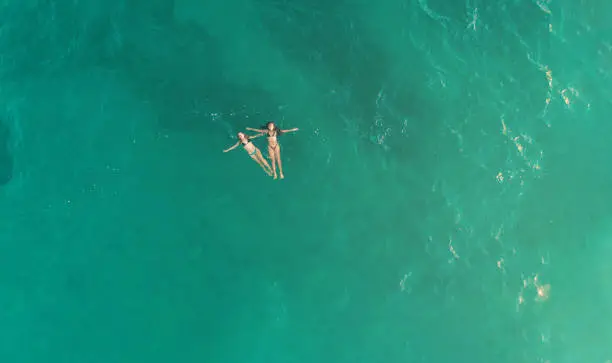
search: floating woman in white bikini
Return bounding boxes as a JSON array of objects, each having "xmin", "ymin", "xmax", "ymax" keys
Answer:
[
  {"xmin": 223, "ymin": 132, "xmax": 273, "ymax": 176},
  {"xmin": 247, "ymin": 122, "xmax": 298, "ymax": 179}
]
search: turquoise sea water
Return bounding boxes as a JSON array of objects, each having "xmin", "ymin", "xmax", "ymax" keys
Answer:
[{"xmin": 1, "ymin": 0, "xmax": 611, "ymax": 362}]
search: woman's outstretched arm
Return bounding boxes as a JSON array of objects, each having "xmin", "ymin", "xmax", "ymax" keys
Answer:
[
  {"xmin": 223, "ymin": 142, "xmax": 240, "ymax": 153},
  {"xmin": 281, "ymin": 128, "xmax": 299, "ymax": 133},
  {"xmin": 246, "ymin": 127, "xmax": 266, "ymax": 133},
  {"xmin": 247, "ymin": 133, "xmax": 264, "ymax": 140}
]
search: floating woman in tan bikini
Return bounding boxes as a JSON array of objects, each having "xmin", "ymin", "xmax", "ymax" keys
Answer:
[
  {"xmin": 247, "ymin": 122, "xmax": 298, "ymax": 179},
  {"xmin": 223, "ymin": 132, "xmax": 273, "ymax": 176}
]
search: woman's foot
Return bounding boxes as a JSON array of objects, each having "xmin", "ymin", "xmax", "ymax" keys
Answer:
[
  {"xmin": 273, "ymin": 173, "xmax": 278, "ymax": 180},
  {"xmin": 280, "ymin": 173, "xmax": 284, "ymax": 179}
]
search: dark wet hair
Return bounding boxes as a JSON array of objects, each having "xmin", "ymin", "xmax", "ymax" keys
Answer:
[{"xmin": 262, "ymin": 121, "xmax": 283, "ymax": 135}]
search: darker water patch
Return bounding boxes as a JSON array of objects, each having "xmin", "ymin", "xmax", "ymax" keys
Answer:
[
  {"xmin": 257, "ymin": 0, "xmax": 391, "ymax": 120},
  {"xmin": 0, "ymin": 121, "xmax": 13, "ymax": 186},
  {"xmin": 115, "ymin": 19, "xmax": 281, "ymax": 133}
]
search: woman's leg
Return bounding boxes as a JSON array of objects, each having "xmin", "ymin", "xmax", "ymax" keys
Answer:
[
  {"xmin": 268, "ymin": 146, "xmax": 278, "ymax": 179},
  {"xmin": 251, "ymin": 154, "xmax": 271, "ymax": 176},
  {"xmin": 275, "ymin": 144, "xmax": 284, "ymax": 179},
  {"xmin": 256, "ymin": 150, "xmax": 273, "ymax": 175}
]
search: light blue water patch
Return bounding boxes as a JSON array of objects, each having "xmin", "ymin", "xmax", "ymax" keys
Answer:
[{"xmin": 0, "ymin": 0, "xmax": 611, "ymax": 362}]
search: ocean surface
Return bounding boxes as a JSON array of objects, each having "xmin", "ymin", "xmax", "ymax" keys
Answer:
[{"xmin": 0, "ymin": 0, "xmax": 611, "ymax": 362}]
